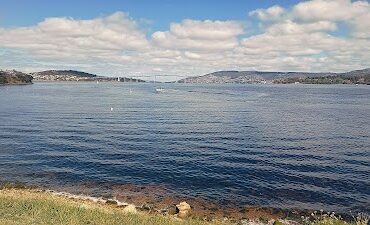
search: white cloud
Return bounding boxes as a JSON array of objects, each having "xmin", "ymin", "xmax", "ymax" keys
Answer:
[
  {"xmin": 152, "ymin": 67, "xmax": 163, "ymax": 72},
  {"xmin": 266, "ymin": 20, "xmax": 337, "ymax": 35},
  {"xmin": 184, "ymin": 51, "xmax": 201, "ymax": 59},
  {"xmin": 152, "ymin": 19, "xmax": 243, "ymax": 52},
  {"xmin": 292, "ymin": 0, "xmax": 369, "ymax": 22},
  {"xmin": 169, "ymin": 19, "xmax": 243, "ymax": 40},
  {"xmin": 0, "ymin": 12, "xmax": 149, "ymax": 58},
  {"xmin": 249, "ymin": 5, "xmax": 286, "ymax": 22},
  {"xmin": 351, "ymin": 10, "xmax": 370, "ymax": 38},
  {"xmin": 291, "ymin": 0, "xmax": 370, "ymax": 39},
  {"xmin": 249, "ymin": 0, "xmax": 370, "ymax": 39},
  {"xmin": 239, "ymin": 0, "xmax": 370, "ymax": 72}
]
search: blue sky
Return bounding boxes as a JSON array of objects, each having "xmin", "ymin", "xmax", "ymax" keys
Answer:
[
  {"xmin": 0, "ymin": 0, "xmax": 300, "ymax": 29},
  {"xmin": 0, "ymin": 0, "xmax": 369, "ymax": 78}
]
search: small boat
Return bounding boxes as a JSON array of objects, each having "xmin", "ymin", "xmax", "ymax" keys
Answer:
[
  {"xmin": 155, "ymin": 87, "xmax": 165, "ymax": 93},
  {"xmin": 154, "ymin": 75, "xmax": 165, "ymax": 93}
]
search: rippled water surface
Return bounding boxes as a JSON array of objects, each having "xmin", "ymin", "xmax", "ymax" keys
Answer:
[{"xmin": 0, "ymin": 82, "xmax": 369, "ymax": 212}]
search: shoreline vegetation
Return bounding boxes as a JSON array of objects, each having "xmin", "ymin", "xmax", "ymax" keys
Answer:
[
  {"xmin": 0, "ymin": 184, "xmax": 368, "ymax": 225},
  {"xmin": 1, "ymin": 68, "xmax": 370, "ymax": 85}
]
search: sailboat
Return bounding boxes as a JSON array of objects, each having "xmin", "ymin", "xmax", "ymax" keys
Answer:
[{"xmin": 154, "ymin": 75, "xmax": 165, "ymax": 93}]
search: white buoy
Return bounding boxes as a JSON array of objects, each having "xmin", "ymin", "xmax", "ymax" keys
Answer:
[{"xmin": 110, "ymin": 107, "xmax": 114, "ymax": 111}]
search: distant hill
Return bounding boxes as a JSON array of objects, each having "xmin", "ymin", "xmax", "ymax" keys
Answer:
[
  {"xmin": 274, "ymin": 68, "xmax": 370, "ymax": 84},
  {"xmin": 31, "ymin": 70, "xmax": 146, "ymax": 82},
  {"xmin": 178, "ymin": 68, "xmax": 370, "ymax": 84},
  {"xmin": 0, "ymin": 70, "xmax": 33, "ymax": 85},
  {"xmin": 32, "ymin": 70, "xmax": 97, "ymax": 77},
  {"xmin": 341, "ymin": 68, "xmax": 370, "ymax": 77},
  {"xmin": 31, "ymin": 70, "xmax": 97, "ymax": 81}
]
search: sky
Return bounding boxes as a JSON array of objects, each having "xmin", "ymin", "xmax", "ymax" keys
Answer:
[{"xmin": 0, "ymin": 0, "xmax": 369, "ymax": 79}]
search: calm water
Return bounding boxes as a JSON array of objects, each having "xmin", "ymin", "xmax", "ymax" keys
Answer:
[{"xmin": 0, "ymin": 82, "xmax": 369, "ymax": 212}]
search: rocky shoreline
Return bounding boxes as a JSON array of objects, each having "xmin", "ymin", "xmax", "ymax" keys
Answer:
[
  {"xmin": 40, "ymin": 188, "xmax": 300, "ymax": 225},
  {"xmin": 1, "ymin": 182, "xmax": 355, "ymax": 225}
]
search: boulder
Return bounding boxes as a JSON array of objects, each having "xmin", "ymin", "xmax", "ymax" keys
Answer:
[{"xmin": 176, "ymin": 201, "xmax": 191, "ymax": 218}]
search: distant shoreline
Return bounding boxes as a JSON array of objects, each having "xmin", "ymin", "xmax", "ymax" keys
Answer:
[
  {"xmin": 2, "ymin": 68, "xmax": 370, "ymax": 85},
  {"xmin": 31, "ymin": 79, "xmax": 370, "ymax": 85}
]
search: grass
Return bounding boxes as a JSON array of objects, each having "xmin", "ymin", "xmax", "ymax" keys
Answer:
[
  {"xmin": 0, "ymin": 189, "xmax": 225, "ymax": 225},
  {"xmin": 0, "ymin": 188, "xmax": 368, "ymax": 225}
]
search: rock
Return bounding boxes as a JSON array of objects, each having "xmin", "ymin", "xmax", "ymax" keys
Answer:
[
  {"xmin": 141, "ymin": 203, "xmax": 154, "ymax": 212},
  {"xmin": 91, "ymin": 197, "xmax": 106, "ymax": 204},
  {"xmin": 240, "ymin": 219, "xmax": 249, "ymax": 225},
  {"xmin": 122, "ymin": 204, "xmax": 137, "ymax": 214},
  {"xmin": 167, "ymin": 205, "xmax": 178, "ymax": 215},
  {"xmin": 117, "ymin": 201, "xmax": 128, "ymax": 207},
  {"xmin": 106, "ymin": 199, "xmax": 118, "ymax": 205},
  {"xmin": 176, "ymin": 201, "xmax": 191, "ymax": 218},
  {"xmin": 259, "ymin": 217, "xmax": 270, "ymax": 224},
  {"xmin": 157, "ymin": 205, "xmax": 177, "ymax": 215}
]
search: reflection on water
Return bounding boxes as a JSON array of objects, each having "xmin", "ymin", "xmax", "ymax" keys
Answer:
[{"xmin": 0, "ymin": 82, "xmax": 369, "ymax": 212}]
